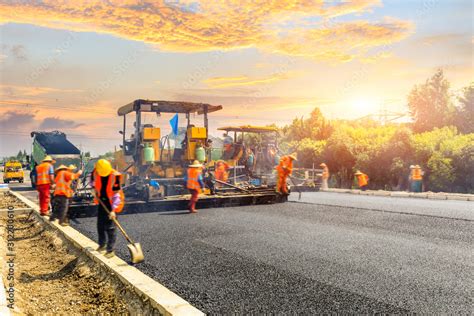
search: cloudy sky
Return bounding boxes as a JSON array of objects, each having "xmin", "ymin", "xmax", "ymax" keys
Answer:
[{"xmin": 0, "ymin": 0, "xmax": 472, "ymax": 156}]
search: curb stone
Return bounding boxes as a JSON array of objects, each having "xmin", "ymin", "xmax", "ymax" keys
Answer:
[
  {"xmin": 324, "ymin": 188, "xmax": 472, "ymax": 201},
  {"xmin": 9, "ymin": 190, "xmax": 204, "ymax": 316}
]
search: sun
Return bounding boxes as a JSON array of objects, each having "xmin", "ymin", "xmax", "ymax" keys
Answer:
[{"xmin": 351, "ymin": 97, "xmax": 379, "ymax": 115}]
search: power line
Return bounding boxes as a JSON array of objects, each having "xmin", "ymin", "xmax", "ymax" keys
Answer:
[{"xmin": 0, "ymin": 100, "xmax": 116, "ymax": 115}]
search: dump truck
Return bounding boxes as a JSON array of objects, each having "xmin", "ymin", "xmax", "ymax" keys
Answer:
[
  {"xmin": 3, "ymin": 161, "xmax": 24, "ymax": 183},
  {"xmin": 29, "ymin": 131, "xmax": 82, "ymax": 188}
]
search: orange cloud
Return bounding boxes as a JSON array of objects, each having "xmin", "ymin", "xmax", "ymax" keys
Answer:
[
  {"xmin": 0, "ymin": 1, "xmax": 412, "ymax": 62},
  {"xmin": 203, "ymin": 73, "xmax": 292, "ymax": 88}
]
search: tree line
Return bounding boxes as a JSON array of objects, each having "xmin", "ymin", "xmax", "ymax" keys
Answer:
[{"xmin": 279, "ymin": 70, "xmax": 474, "ymax": 193}]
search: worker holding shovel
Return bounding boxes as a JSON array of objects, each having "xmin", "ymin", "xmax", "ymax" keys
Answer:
[
  {"xmin": 91, "ymin": 159, "xmax": 125, "ymax": 258},
  {"xmin": 185, "ymin": 160, "xmax": 205, "ymax": 213}
]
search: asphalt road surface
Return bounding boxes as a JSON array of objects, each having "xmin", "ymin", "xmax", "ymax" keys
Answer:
[{"xmin": 60, "ymin": 191, "xmax": 472, "ymax": 314}]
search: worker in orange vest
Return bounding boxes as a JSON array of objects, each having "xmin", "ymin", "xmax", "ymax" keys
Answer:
[
  {"xmin": 51, "ymin": 164, "xmax": 82, "ymax": 226},
  {"xmin": 275, "ymin": 153, "xmax": 297, "ymax": 194},
  {"xmin": 354, "ymin": 170, "xmax": 369, "ymax": 191},
  {"xmin": 320, "ymin": 163, "xmax": 329, "ymax": 190},
  {"xmin": 410, "ymin": 165, "xmax": 423, "ymax": 192},
  {"xmin": 35, "ymin": 155, "xmax": 56, "ymax": 216},
  {"xmin": 185, "ymin": 160, "xmax": 205, "ymax": 213},
  {"xmin": 214, "ymin": 160, "xmax": 229, "ymax": 187},
  {"xmin": 91, "ymin": 159, "xmax": 125, "ymax": 258}
]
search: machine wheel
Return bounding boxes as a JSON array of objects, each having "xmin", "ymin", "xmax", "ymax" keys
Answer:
[
  {"xmin": 19, "ymin": 179, "xmax": 24, "ymax": 183},
  {"xmin": 4, "ymin": 180, "xmax": 9, "ymax": 184}
]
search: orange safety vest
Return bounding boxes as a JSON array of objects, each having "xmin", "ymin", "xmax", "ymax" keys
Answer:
[
  {"xmin": 276, "ymin": 156, "xmax": 293, "ymax": 175},
  {"xmin": 412, "ymin": 168, "xmax": 422, "ymax": 180},
  {"xmin": 322, "ymin": 167, "xmax": 329, "ymax": 180},
  {"xmin": 54, "ymin": 170, "xmax": 79, "ymax": 198},
  {"xmin": 357, "ymin": 173, "xmax": 369, "ymax": 187},
  {"xmin": 36, "ymin": 162, "xmax": 53, "ymax": 185},
  {"xmin": 93, "ymin": 169, "xmax": 125, "ymax": 213},
  {"xmin": 187, "ymin": 168, "xmax": 202, "ymax": 192}
]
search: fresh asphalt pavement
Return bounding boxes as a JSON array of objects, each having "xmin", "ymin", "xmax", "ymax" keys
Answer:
[{"xmin": 62, "ymin": 191, "xmax": 472, "ymax": 314}]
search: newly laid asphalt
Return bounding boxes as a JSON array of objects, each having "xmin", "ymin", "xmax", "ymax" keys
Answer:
[{"xmin": 60, "ymin": 191, "xmax": 472, "ymax": 314}]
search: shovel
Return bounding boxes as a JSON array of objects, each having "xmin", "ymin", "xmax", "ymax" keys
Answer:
[
  {"xmin": 288, "ymin": 176, "xmax": 302, "ymax": 200},
  {"xmin": 93, "ymin": 191, "xmax": 144, "ymax": 264}
]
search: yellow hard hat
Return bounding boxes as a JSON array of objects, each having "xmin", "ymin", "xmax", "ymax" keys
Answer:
[
  {"xmin": 189, "ymin": 160, "xmax": 203, "ymax": 168},
  {"xmin": 55, "ymin": 165, "xmax": 68, "ymax": 172},
  {"xmin": 354, "ymin": 170, "xmax": 363, "ymax": 175},
  {"xmin": 42, "ymin": 155, "xmax": 55, "ymax": 163},
  {"xmin": 68, "ymin": 164, "xmax": 77, "ymax": 170},
  {"xmin": 288, "ymin": 153, "xmax": 298, "ymax": 161},
  {"xmin": 320, "ymin": 163, "xmax": 327, "ymax": 167},
  {"xmin": 95, "ymin": 159, "xmax": 112, "ymax": 177}
]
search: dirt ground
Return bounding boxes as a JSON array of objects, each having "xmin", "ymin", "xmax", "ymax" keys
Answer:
[
  {"xmin": 0, "ymin": 205, "xmax": 130, "ymax": 314},
  {"xmin": 0, "ymin": 192, "xmax": 28, "ymax": 209}
]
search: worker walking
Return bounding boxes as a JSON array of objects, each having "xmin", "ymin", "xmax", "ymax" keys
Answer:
[
  {"xmin": 320, "ymin": 163, "xmax": 329, "ymax": 190},
  {"xmin": 214, "ymin": 160, "xmax": 229, "ymax": 187},
  {"xmin": 51, "ymin": 164, "xmax": 82, "ymax": 225},
  {"xmin": 354, "ymin": 170, "xmax": 369, "ymax": 191},
  {"xmin": 410, "ymin": 165, "xmax": 423, "ymax": 192},
  {"xmin": 185, "ymin": 160, "xmax": 204, "ymax": 213},
  {"xmin": 92, "ymin": 159, "xmax": 124, "ymax": 258},
  {"xmin": 35, "ymin": 155, "xmax": 56, "ymax": 216},
  {"xmin": 275, "ymin": 153, "xmax": 297, "ymax": 194}
]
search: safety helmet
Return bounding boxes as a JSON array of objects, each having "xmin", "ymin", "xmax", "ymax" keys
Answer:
[
  {"xmin": 354, "ymin": 170, "xmax": 363, "ymax": 175},
  {"xmin": 95, "ymin": 159, "xmax": 112, "ymax": 177},
  {"xmin": 320, "ymin": 163, "xmax": 327, "ymax": 167},
  {"xmin": 68, "ymin": 164, "xmax": 77, "ymax": 170},
  {"xmin": 42, "ymin": 155, "xmax": 55, "ymax": 163},
  {"xmin": 55, "ymin": 165, "xmax": 68, "ymax": 171},
  {"xmin": 288, "ymin": 153, "xmax": 298, "ymax": 161},
  {"xmin": 189, "ymin": 160, "xmax": 203, "ymax": 168}
]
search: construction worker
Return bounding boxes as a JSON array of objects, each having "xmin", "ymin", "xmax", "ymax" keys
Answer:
[
  {"xmin": 214, "ymin": 160, "xmax": 229, "ymax": 187},
  {"xmin": 275, "ymin": 153, "xmax": 297, "ymax": 194},
  {"xmin": 51, "ymin": 164, "xmax": 82, "ymax": 225},
  {"xmin": 35, "ymin": 155, "xmax": 56, "ymax": 216},
  {"xmin": 354, "ymin": 170, "xmax": 369, "ymax": 191},
  {"xmin": 245, "ymin": 148, "xmax": 255, "ymax": 175},
  {"xmin": 411, "ymin": 165, "xmax": 423, "ymax": 192},
  {"xmin": 320, "ymin": 163, "xmax": 329, "ymax": 190},
  {"xmin": 91, "ymin": 159, "xmax": 124, "ymax": 258},
  {"xmin": 185, "ymin": 160, "xmax": 204, "ymax": 213}
]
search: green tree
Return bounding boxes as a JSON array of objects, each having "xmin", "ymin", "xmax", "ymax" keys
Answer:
[
  {"xmin": 408, "ymin": 69, "xmax": 453, "ymax": 132},
  {"xmin": 455, "ymin": 82, "xmax": 474, "ymax": 133}
]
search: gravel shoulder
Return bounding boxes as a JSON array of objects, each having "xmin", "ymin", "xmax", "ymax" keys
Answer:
[{"xmin": 0, "ymin": 206, "xmax": 129, "ymax": 314}]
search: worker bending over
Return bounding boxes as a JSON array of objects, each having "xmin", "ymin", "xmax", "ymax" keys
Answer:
[
  {"xmin": 410, "ymin": 165, "xmax": 423, "ymax": 192},
  {"xmin": 275, "ymin": 153, "xmax": 297, "ymax": 194},
  {"xmin": 320, "ymin": 163, "xmax": 329, "ymax": 190},
  {"xmin": 92, "ymin": 159, "xmax": 124, "ymax": 258},
  {"xmin": 214, "ymin": 160, "xmax": 229, "ymax": 187},
  {"xmin": 185, "ymin": 160, "xmax": 204, "ymax": 213},
  {"xmin": 354, "ymin": 170, "xmax": 369, "ymax": 191},
  {"xmin": 35, "ymin": 155, "xmax": 56, "ymax": 216},
  {"xmin": 51, "ymin": 164, "xmax": 82, "ymax": 225}
]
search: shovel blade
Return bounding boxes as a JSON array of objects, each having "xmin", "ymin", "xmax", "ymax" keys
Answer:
[{"xmin": 127, "ymin": 243, "xmax": 144, "ymax": 264}]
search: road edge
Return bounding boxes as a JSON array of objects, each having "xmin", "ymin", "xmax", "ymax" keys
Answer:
[
  {"xmin": 321, "ymin": 188, "xmax": 473, "ymax": 201},
  {"xmin": 10, "ymin": 190, "xmax": 204, "ymax": 316}
]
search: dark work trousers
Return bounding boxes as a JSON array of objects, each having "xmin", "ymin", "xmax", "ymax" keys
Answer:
[
  {"xmin": 360, "ymin": 185, "xmax": 368, "ymax": 191},
  {"xmin": 97, "ymin": 197, "xmax": 116, "ymax": 252},
  {"xmin": 52, "ymin": 195, "xmax": 69, "ymax": 224},
  {"xmin": 188, "ymin": 189, "xmax": 199, "ymax": 211}
]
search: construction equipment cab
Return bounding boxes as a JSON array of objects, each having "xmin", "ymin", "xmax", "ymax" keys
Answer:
[
  {"xmin": 3, "ymin": 161, "xmax": 24, "ymax": 183},
  {"xmin": 116, "ymin": 99, "xmax": 222, "ymax": 200}
]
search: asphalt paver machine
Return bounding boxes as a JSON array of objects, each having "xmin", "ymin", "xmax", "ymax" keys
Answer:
[{"xmin": 70, "ymin": 100, "xmax": 287, "ymax": 218}]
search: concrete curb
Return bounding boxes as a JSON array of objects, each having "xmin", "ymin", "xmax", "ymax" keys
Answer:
[
  {"xmin": 321, "ymin": 188, "xmax": 473, "ymax": 201},
  {"xmin": 10, "ymin": 190, "xmax": 204, "ymax": 316},
  {"xmin": 0, "ymin": 211, "xmax": 11, "ymax": 315}
]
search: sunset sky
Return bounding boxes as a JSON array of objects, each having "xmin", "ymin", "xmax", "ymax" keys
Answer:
[{"xmin": 0, "ymin": 0, "xmax": 472, "ymax": 156}]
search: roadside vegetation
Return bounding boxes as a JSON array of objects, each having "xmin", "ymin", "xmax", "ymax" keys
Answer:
[{"xmin": 280, "ymin": 70, "xmax": 473, "ymax": 193}]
